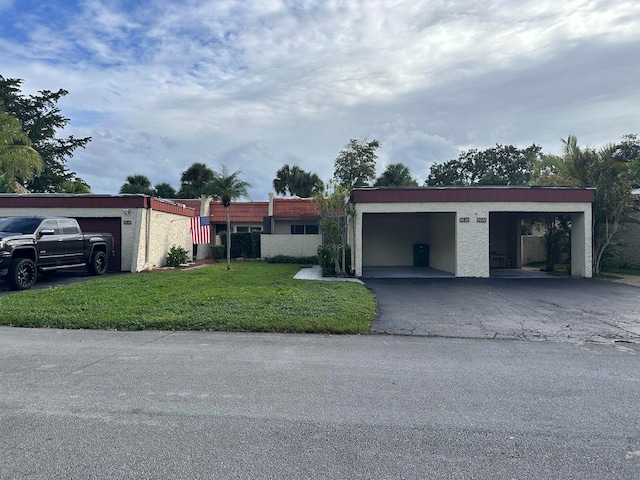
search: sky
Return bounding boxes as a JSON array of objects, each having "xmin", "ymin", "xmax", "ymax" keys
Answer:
[{"xmin": 1, "ymin": 0, "xmax": 639, "ymax": 200}]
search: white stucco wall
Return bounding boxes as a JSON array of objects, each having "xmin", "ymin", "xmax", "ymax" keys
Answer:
[
  {"xmin": 353, "ymin": 201, "xmax": 592, "ymax": 278},
  {"xmin": 261, "ymin": 234, "xmax": 322, "ymax": 258}
]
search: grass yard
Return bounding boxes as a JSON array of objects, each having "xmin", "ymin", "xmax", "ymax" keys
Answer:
[{"xmin": 0, "ymin": 262, "xmax": 376, "ymax": 334}]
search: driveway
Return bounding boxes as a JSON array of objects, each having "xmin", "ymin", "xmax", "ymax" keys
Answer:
[
  {"xmin": 0, "ymin": 268, "xmax": 125, "ymax": 294},
  {"xmin": 364, "ymin": 277, "xmax": 640, "ymax": 343}
]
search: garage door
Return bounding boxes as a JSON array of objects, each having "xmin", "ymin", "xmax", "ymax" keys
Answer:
[{"xmin": 75, "ymin": 218, "xmax": 122, "ymax": 272}]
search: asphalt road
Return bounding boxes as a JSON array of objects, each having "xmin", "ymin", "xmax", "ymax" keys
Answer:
[
  {"xmin": 365, "ymin": 277, "xmax": 640, "ymax": 343},
  {"xmin": 1, "ymin": 328, "xmax": 640, "ymax": 479}
]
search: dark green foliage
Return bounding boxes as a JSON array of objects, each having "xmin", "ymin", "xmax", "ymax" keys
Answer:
[
  {"xmin": 266, "ymin": 255, "xmax": 318, "ymax": 264},
  {"xmin": 273, "ymin": 164, "xmax": 324, "ymax": 197},
  {"xmin": 178, "ymin": 162, "xmax": 214, "ymax": 198},
  {"xmin": 374, "ymin": 162, "xmax": 418, "ymax": 187},
  {"xmin": 165, "ymin": 245, "xmax": 190, "ymax": 267},
  {"xmin": 210, "ymin": 245, "xmax": 225, "ymax": 260},
  {"xmin": 426, "ymin": 144, "xmax": 541, "ymax": 186},
  {"xmin": 0, "ymin": 75, "xmax": 91, "ymax": 192},
  {"xmin": 333, "ymin": 138, "xmax": 380, "ymax": 188},
  {"xmin": 219, "ymin": 232, "xmax": 260, "ymax": 258}
]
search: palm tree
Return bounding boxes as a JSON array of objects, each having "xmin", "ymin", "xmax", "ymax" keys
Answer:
[
  {"xmin": 374, "ymin": 163, "xmax": 418, "ymax": 187},
  {"xmin": 207, "ymin": 166, "xmax": 252, "ymax": 270},
  {"xmin": 0, "ymin": 111, "xmax": 42, "ymax": 192},
  {"xmin": 273, "ymin": 164, "xmax": 324, "ymax": 197},
  {"xmin": 119, "ymin": 174, "xmax": 154, "ymax": 195},
  {"xmin": 61, "ymin": 179, "xmax": 91, "ymax": 193},
  {"xmin": 179, "ymin": 162, "xmax": 214, "ymax": 198}
]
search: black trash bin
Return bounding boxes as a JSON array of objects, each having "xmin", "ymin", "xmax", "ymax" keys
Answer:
[{"xmin": 413, "ymin": 243, "xmax": 429, "ymax": 267}]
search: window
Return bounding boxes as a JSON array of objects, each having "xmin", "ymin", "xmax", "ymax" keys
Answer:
[
  {"xmin": 236, "ymin": 226, "xmax": 249, "ymax": 233},
  {"xmin": 59, "ymin": 219, "xmax": 80, "ymax": 234},
  {"xmin": 290, "ymin": 224, "xmax": 319, "ymax": 235},
  {"xmin": 39, "ymin": 219, "xmax": 61, "ymax": 235},
  {"xmin": 251, "ymin": 226, "xmax": 262, "ymax": 232},
  {"xmin": 291, "ymin": 224, "xmax": 305, "ymax": 235}
]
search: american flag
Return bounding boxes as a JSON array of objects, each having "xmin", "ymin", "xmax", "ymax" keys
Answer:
[{"xmin": 190, "ymin": 216, "xmax": 211, "ymax": 244}]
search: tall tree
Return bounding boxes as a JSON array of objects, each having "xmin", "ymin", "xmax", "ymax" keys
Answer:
[
  {"xmin": 374, "ymin": 163, "xmax": 418, "ymax": 187},
  {"xmin": 273, "ymin": 164, "xmax": 324, "ymax": 197},
  {"xmin": 426, "ymin": 144, "xmax": 541, "ymax": 186},
  {"xmin": 0, "ymin": 110, "xmax": 42, "ymax": 192},
  {"xmin": 333, "ymin": 138, "xmax": 380, "ymax": 188},
  {"xmin": 154, "ymin": 182, "xmax": 177, "ymax": 198},
  {"xmin": 119, "ymin": 174, "xmax": 155, "ymax": 195},
  {"xmin": 0, "ymin": 75, "xmax": 91, "ymax": 192},
  {"xmin": 207, "ymin": 166, "xmax": 252, "ymax": 270},
  {"xmin": 178, "ymin": 162, "xmax": 214, "ymax": 198},
  {"xmin": 312, "ymin": 182, "xmax": 353, "ymax": 276},
  {"xmin": 565, "ymin": 137, "xmax": 633, "ymax": 275}
]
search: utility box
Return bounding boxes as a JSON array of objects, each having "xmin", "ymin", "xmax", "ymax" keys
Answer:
[{"xmin": 413, "ymin": 243, "xmax": 429, "ymax": 267}]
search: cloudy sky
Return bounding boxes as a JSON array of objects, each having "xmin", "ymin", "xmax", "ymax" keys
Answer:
[{"xmin": 1, "ymin": 0, "xmax": 639, "ymax": 199}]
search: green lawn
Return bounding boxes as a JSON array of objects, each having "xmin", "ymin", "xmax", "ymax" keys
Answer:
[{"xmin": 0, "ymin": 263, "xmax": 376, "ymax": 334}]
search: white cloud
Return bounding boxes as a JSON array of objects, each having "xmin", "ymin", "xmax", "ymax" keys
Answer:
[{"xmin": 2, "ymin": 0, "xmax": 639, "ymax": 197}]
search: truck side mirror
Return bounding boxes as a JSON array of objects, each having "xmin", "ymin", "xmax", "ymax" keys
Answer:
[{"xmin": 39, "ymin": 228, "xmax": 55, "ymax": 236}]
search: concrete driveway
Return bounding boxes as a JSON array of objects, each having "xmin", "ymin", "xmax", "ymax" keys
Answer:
[{"xmin": 364, "ymin": 277, "xmax": 640, "ymax": 343}]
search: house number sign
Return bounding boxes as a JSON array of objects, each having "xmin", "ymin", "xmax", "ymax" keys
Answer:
[
  {"xmin": 477, "ymin": 217, "xmax": 487, "ymax": 223},
  {"xmin": 459, "ymin": 217, "xmax": 470, "ymax": 223}
]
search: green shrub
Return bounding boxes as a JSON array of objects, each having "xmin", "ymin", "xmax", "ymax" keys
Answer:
[
  {"xmin": 266, "ymin": 255, "xmax": 318, "ymax": 264},
  {"xmin": 219, "ymin": 231, "xmax": 260, "ymax": 258},
  {"xmin": 165, "ymin": 245, "xmax": 189, "ymax": 267},
  {"xmin": 210, "ymin": 245, "xmax": 225, "ymax": 260}
]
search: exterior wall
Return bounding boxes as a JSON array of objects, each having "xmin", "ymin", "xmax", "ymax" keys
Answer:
[
  {"xmin": 425, "ymin": 213, "xmax": 456, "ymax": 272},
  {"xmin": 521, "ymin": 235, "xmax": 547, "ymax": 265},
  {"xmin": 353, "ymin": 201, "xmax": 592, "ymax": 278},
  {"xmin": 261, "ymin": 234, "xmax": 322, "ymax": 258},
  {"xmin": 146, "ymin": 211, "xmax": 193, "ymax": 270}
]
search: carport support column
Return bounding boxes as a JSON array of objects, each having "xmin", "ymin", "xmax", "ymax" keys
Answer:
[
  {"xmin": 354, "ymin": 209, "xmax": 363, "ymax": 277},
  {"xmin": 571, "ymin": 210, "xmax": 592, "ymax": 278},
  {"xmin": 455, "ymin": 208, "xmax": 489, "ymax": 277}
]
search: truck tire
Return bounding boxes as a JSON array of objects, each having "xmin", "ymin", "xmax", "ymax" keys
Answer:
[
  {"xmin": 87, "ymin": 250, "xmax": 108, "ymax": 275},
  {"xmin": 8, "ymin": 258, "xmax": 37, "ymax": 290}
]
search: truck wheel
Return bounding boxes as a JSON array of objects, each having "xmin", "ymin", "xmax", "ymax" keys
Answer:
[
  {"xmin": 88, "ymin": 250, "xmax": 108, "ymax": 275},
  {"xmin": 8, "ymin": 258, "xmax": 37, "ymax": 290}
]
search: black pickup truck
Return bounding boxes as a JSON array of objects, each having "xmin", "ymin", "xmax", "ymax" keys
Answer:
[{"xmin": 0, "ymin": 216, "xmax": 115, "ymax": 290}]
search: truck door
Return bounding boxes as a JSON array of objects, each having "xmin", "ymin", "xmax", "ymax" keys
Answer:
[
  {"xmin": 59, "ymin": 218, "xmax": 85, "ymax": 264},
  {"xmin": 36, "ymin": 219, "xmax": 66, "ymax": 267}
]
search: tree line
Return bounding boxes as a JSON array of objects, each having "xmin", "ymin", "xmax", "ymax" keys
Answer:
[{"xmin": 3, "ymin": 74, "xmax": 638, "ymax": 275}]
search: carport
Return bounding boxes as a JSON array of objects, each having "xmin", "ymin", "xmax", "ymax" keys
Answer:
[{"xmin": 350, "ymin": 186, "xmax": 594, "ymax": 278}]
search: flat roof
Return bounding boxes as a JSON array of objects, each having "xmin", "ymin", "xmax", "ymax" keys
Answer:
[{"xmin": 351, "ymin": 186, "xmax": 595, "ymax": 204}]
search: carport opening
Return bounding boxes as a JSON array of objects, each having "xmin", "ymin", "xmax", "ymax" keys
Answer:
[
  {"xmin": 489, "ymin": 212, "xmax": 575, "ymax": 276},
  {"xmin": 361, "ymin": 212, "xmax": 456, "ymax": 278}
]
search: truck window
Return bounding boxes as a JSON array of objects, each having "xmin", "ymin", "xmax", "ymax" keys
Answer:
[
  {"xmin": 59, "ymin": 219, "xmax": 80, "ymax": 234},
  {"xmin": 0, "ymin": 217, "xmax": 42, "ymax": 234},
  {"xmin": 39, "ymin": 219, "xmax": 61, "ymax": 234}
]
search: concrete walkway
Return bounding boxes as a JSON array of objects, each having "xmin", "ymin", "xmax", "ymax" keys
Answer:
[{"xmin": 293, "ymin": 265, "xmax": 363, "ymax": 283}]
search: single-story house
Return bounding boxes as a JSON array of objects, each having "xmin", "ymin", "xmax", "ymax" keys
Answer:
[
  {"xmin": 0, "ymin": 194, "xmax": 196, "ymax": 272},
  {"xmin": 350, "ymin": 186, "xmax": 595, "ymax": 278}
]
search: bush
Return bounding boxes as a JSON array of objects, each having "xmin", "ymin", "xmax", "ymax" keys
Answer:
[
  {"xmin": 219, "ymin": 231, "xmax": 261, "ymax": 258},
  {"xmin": 210, "ymin": 245, "xmax": 225, "ymax": 260},
  {"xmin": 165, "ymin": 245, "xmax": 189, "ymax": 267},
  {"xmin": 266, "ymin": 255, "xmax": 318, "ymax": 264}
]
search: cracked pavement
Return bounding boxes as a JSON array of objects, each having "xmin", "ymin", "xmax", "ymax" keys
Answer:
[{"xmin": 365, "ymin": 277, "xmax": 640, "ymax": 343}]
